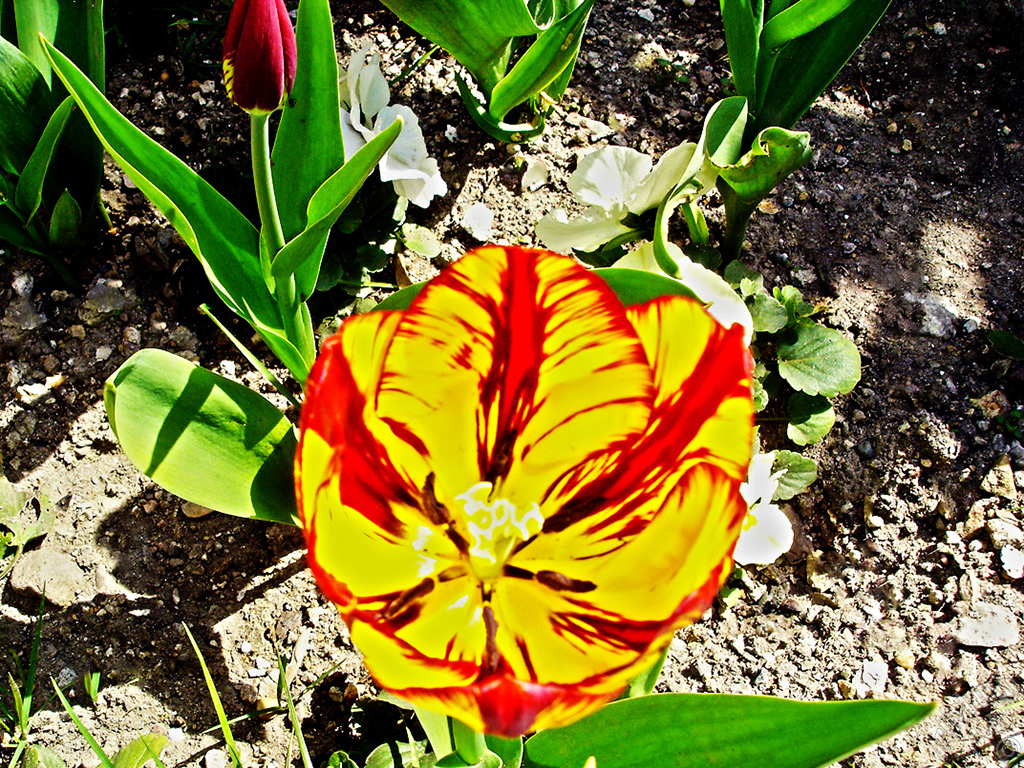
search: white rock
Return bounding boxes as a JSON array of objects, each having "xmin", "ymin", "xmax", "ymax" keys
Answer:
[
  {"xmin": 462, "ymin": 202, "xmax": 494, "ymax": 241},
  {"xmin": 955, "ymin": 602, "xmax": 1019, "ymax": 647}
]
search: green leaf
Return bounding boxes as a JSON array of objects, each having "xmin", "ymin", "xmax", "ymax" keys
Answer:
[
  {"xmin": 760, "ymin": 0, "xmax": 860, "ymax": 52},
  {"xmin": 751, "ymin": 291, "xmax": 789, "ymax": 333},
  {"xmin": 988, "ymin": 329, "xmax": 1024, "ymax": 360},
  {"xmin": 0, "ymin": 472, "xmax": 27, "ymax": 519},
  {"xmin": 104, "ymin": 349, "xmax": 298, "ymax": 524},
  {"xmin": 772, "ymin": 449, "xmax": 818, "ymax": 500},
  {"xmin": 753, "ymin": 0, "xmax": 892, "ymax": 133},
  {"xmin": 773, "ymin": 284, "xmax": 815, "ymax": 324},
  {"xmin": 365, "ymin": 739, "xmax": 437, "ymax": 768},
  {"xmin": 787, "ymin": 391, "xmax": 836, "ymax": 445},
  {"xmin": 0, "ymin": 34, "xmax": 52, "ymax": 176},
  {"xmin": 13, "ymin": 95, "xmax": 75, "ymax": 222},
  {"xmin": 111, "ymin": 734, "xmax": 169, "ymax": 768},
  {"xmin": 272, "ymin": 117, "xmax": 403, "ymax": 300},
  {"xmin": 719, "ymin": 0, "xmax": 761, "ymax": 101},
  {"xmin": 488, "ymin": 0, "xmax": 594, "ymax": 120},
  {"xmin": 47, "ymin": 186, "xmax": 81, "ymax": 247},
  {"xmin": 402, "ymin": 223, "xmax": 442, "ymax": 258},
  {"xmin": 717, "ymin": 126, "xmax": 812, "ymax": 205},
  {"xmin": 41, "ymin": 41, "xmax": 295, "ymax": 366},
  {"xmin": 22, "ymin": 745, "xmax": 67, "ymax": 768},
  {"xmin": 521, "ymin": 693, "xmax": 935, "ymax": 768},
  {"xmin": 271, "ymin": 0, "xmax": 345, "ymax": 243},
  {"xmin": 777, "ymin": 321, "xmax": 861, "ymax": 397},
  {"xmin": 13, "ymin": 0, "xmax": 58, "ymax": 85},
  {"xmin": 455, "ymin": 73, "xmax": 547, "ymax": 143},
  {"xmin": 593, "ymin": 268, "xmax": 700, "ymax": 306},
  {"xmin": 623, "ymin": 647, "xmax": 668, "ymax": 699},
  {"xmin": 325, "ymin": 751, "xmax": 360, "ymax": 768},
  {"xmin": 485, "ymin": 735, "xmax": 523, "ymax": 768}
]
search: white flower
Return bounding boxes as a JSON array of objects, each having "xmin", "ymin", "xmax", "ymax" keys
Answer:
[
  {"xmin": 734, "ymin": 452, "xmax": 794, "ymax": 566},
  {"xmin": 536, "ymin": 143, "xmax": 714, "ymax": 252},
  {"xmin": 340, "ymin": 46, "xmax": 447, "ymax": 209},
  {"xmin": 618, "ymin": 241, "xmax": 753, "ymax": 345}
]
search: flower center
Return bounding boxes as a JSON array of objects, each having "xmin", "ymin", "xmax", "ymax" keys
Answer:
[{"xmin": 457, "ymin": 482, "xmax": 544, "ymax": 582}]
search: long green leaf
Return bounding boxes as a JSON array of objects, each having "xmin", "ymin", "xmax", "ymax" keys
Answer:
[
  {"xmin": 455, "ymin": 73, "xmax": 547, "ymax": 143},
  {"xmin": 182, "ymin": 625, "xmax": 243, "ymax": 767},
  {"xmin": 14, "ymin": 95, "xmax": 74, "ymax": 221},
  {"xmin": 522, "ymin": 693, "xmax": 935, "ymax": 768},
  {"xmin": 13, "ymin": 0, "xmax": 58, "ymax": 85},
  {"xmin": 0, "ymin": 203, "xmax": 43, "ymax": 251},
  {"xmin": 377, "ymin": 0, "xmax": 541, "ymax": 95},
  {"xmin": 112, "ymin": 734, "xmax": 169, "ymax": 768},
  {"xmin": 271, "ymin": 0, "xmax": 344, "ymax": 243},
  {"xmin": 488, "ymin": 0, "xmax": 594, "ymax": 120},
  {"xmin": 0, "ymin": 34, "xmax": 52, "ymax": 175},
  {"xmin": 719, "ymin": 0, "xmax": 761, "ymax": 101},
  {"xmin": 753, "ymin": 0, "xmax": 891, "ymax": 132},
  {"xmin": 41, "ymin": 40, "xmax": 281, "ymax": 337},
  {"xmin": 760, "ymin": 0, "xmax": 858, "ymax": 51},
  {"xmin": 104, "ymin": 349, "xmax": 298, "ymax": 524},
  {"xmin": 272, "ymin": 117, "xmax": 403, "ymax": 298}
]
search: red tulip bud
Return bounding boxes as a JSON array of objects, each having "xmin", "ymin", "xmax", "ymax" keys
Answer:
[{"xmin": 222, "ymin": 0, "xmax": 297, "ymax": 114}]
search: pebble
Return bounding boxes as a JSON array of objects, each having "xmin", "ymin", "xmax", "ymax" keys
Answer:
[
  {"xmin": 894, "ymin": 649, "xmax": 915, "ymax": 669},
  {"xmin": 987, "ymin": 519, "xmax": 1023, "ymax": 549},
  {"xmin": 982, "ymin": 455, "xmax": 1018, "ymax": 500},
  {"xmin": 80, "ymin": 279, "xmax": 133, "ymax": 326},
  {"xmin": 462, "ymin": 202, "xmax": 494, "ymax": 241},
  {"xmin": 1000, "ymin": 547, "xmax": 1024, "ymax": 580},
  {"xmin": 205, "ymin": 750, "xmax": 230, "ymax": 768},
  {"xmin": 954, "ymin": 602, "xmax": 1019, "ymax": 647},
  {"xmin": 10, "ymin": 550, "xmax": 90, "ymax": 607},
  {"xmin": 902, "ymin": 292, "xmax": 960, "ymax": 337},
  {"xmin": 852, "ymin": 660, "xmax": 889, "ymax": 697},
  {"xmin": 181, "ymin": 502, "xmax": 214, "ymax": 519}
]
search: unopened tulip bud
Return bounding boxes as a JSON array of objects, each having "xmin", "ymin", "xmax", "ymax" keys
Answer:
[{"xmin": 222, "ymin": 0, "xmax": 297, "ymax": 114}]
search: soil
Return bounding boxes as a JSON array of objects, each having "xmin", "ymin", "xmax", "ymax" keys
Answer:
[{"xmin": 2, "ymin": 1, "xmax": 1024, "ymax": 766}]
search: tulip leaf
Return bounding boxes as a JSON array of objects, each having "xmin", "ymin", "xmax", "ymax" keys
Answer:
[
  {"xmin": 486, "ymin": 736, "xmax": 523, "ymax": 768},
  {"xmin": 456, "ymin": 73, "xmax": 548, "ymax": 143},
  {"xmin": 41, "ymin": 41, "xmax": 289, "ymax": 350},
  {"xmin": 104, "ymin": 349, "xmax": 298, "ymax": 525},
  {"xmin": 111, "ymin": 733, "xmax": 169, "ymax": 768},
  {"xmin": 760, "ymin": 0, "xmax": 859, "ymax": 52},
  {"xmin": 14, "ymin": 95, "xmax": 75, "ymax": 222},
  {"xmin": 47, "ymin": 187, "xmax": 81, "ymax": 247},
  {"xmin": 786, "ymin": 391, "xmax": 835, "ymax": 445},
  {"xmin": 20, "ymin": 745, "xmax": 66, "ymax": 768},
  {"xmin": 521, "ymin": 693, "xmax": 935, "ymax": 768},
  {"xmin": 0, "ymin": 34, "xmax": 52, "ymax": 176},
  {"xmin": 772, "ymin": 449, "xmax": 818, "ymax": 500},
  {"xmin": 719, "ymin": 0, "xmax": 761, "ymax": 102},
  {"xmin": 776, "ymin": 321, "xmax": 861, "ymax": 397},
  {"xmin": 752, "ymin": 0, "xmax": 891, "ymax": 134},
  {"xmin": 272, "ymin": 0, "xmax": 345, "ymax": 243},
  {"xmin": 488, "ymin": 0, "xmax": 594, "ymax": 121},
  {"xmin": 0, "ymin": 205, "xmax": 41, "ymax": 252},
  {"xmin": 272, "ymin": 116, "xmax": 403, "ymax": 299},
  {"xmin": 716, "ymin": 126, "xmax": 812, "ymax": 204},
  {"xmin": 594, "ymin": 268, "xmax": 701, "ymax": 306}
]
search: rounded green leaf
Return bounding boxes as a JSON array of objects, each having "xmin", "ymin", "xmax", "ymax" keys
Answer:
[
  {"xmin": 777, "ymin": 322, "xmax": 860, "ymax": 397},
  {"xmin": 522, "ymin": 693, "xmax": 935, "ymax": 768},
  {"xmin": 104, "ymin": 349, "xmax": 298, "ymax": 524},
  {"xmin": 772, "ymin": 449, "xmax": 819, "ymax": 500},
  {"xmin": 787, "ymin": 391, "xmax": 836, "ymax": 445}
]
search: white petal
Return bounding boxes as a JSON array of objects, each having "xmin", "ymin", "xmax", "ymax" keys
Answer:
[
  {"xmin": 394, "ymin": 158, "xmax": 448, "ymax": 208},
  {"xmin": 522, "ymin": 157, "xmax": 550, "ymax": 191},
  {"xmin": 628, "ymin": 142, "xmax": 700, "ymax": 214},
  {"xmin": 568, "ymin": 146, "xmax": 652, "ymax": 208},
  {"xmin": 340, "ymin": 108, "xmax": 369, "ymax": 160},
  {"xmin": 355, "ymin": 48, "xmax": 390, "ymax": 119},
  {"xmin": 535, "ymin": 206, "xmax": 632, "ymax": 253},
  {"xmin": 462, "ymin": 202, "xmax": 494, "ymax": 241},
  {"xmin": 375, "ymin": 105, "xmax": 429, "ymax": 181},
  {"xmin": 740, "ymin": 451, "xmax": 778, "ymax": 507},
  {"xmin": 733, "ymin": 502, "xmax": 794, "ymax": 566}
]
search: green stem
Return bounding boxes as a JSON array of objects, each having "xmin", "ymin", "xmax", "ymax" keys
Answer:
[
  {"xmin": 718, "ymin": 177, "xmax": 759, "ymax": 262},
  {"xmin": 451, "ymin": 718, "xmax": 487, "ymax": 765}
]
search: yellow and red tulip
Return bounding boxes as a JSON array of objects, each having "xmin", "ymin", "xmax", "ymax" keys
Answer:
[
  {"xmin": 222, "ymin": 0, "xmax": 297, "ymax": 114},
  {"xmin": 296, "ymin": 246, "xmax": 755, "ymax": 737}
]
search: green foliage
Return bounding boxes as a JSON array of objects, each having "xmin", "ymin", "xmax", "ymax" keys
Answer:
[
  {"xmin": 378, "ymin": 0, "xmax": 595, "ymax": 141},
  {"xmin": 772, "ymin": 449, "xmax": 818, "ymax": 500},
  {"xmin": 0, "ymin": 0, "xmax": 106, "ymax": 281},
  {"xmin": 988, "ymin": 330, "xmax": 1024, "ymax": 360},
  {"xmin": 0, "ymin": 472, "xmax": 55, "ymax": 579},
  {"xmin": 520, "ymin": 693, "xmax": 935, "ymax": 768}
]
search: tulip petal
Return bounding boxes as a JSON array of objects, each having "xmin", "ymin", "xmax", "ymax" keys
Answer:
[{"xmin": 375, "ymin": 245, "xmax": 654, "ymax": 515}]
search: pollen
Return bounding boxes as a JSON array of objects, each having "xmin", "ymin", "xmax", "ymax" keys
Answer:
[{"xmin": 457, "ymin": 482, "xmax": 543, "ymax": 581}]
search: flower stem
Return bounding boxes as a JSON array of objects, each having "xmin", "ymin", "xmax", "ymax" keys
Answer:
[
  {"xmin": 451, "ymin": 718, "xmax": 487, "ymax": 765},
  {"xmin": 250, "ymin": 112, "xmax": 286, "ymax": 254}
]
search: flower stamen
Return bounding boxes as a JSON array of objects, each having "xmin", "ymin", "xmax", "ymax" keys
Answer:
[{"xmin": 457, "ymin": 482, "xmax": 543, "ymax": 582}]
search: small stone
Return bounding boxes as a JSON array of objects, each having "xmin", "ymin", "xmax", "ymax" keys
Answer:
[
  {"xmin": 954, "ymin": 602, "xmax": 1018, "ymax": 647},
  {"xmin": 988, "ymin": 519, "xmax": 1023, "ymax": 549},
  {"xmin": 894, "ymin": 650, "xmax": 915, "ymax": 669},
  {"xmin": 637, "ymin": 7, "xmax": 655, "ymax": 21},
  {"xmin": 10, "ymin": 550, "xmax": 90, "ymax": 607},
  {"xmin": 239, "ymin": 641, "xmax": 252, "ymax": 654},
  {"xmin": 181, "ymin": 502, "xmax": 214, "ymax": 519},
  {"xmin": 1000, "ymin": 547, "xmax": 1024, "ymax": 579},
  {"xmin": 971, "ymin": 390, "xmax": 1011, "ymax": 419},
  {"xmin": 462, "ymin": 202, "xmax": 494, "ymax": 241},
  {"xmin": 982, "ymin": 455, "xmax": 1018, "ymax": 500},
  {"xmin": 80, "ymin": 279, "xmax": 134, "ymax": 326},
  {"xmin": 205, "ymin": 750, "xmax": 230, "ymax": 768},
  {"xmin": 931, "ymin": 21, "xmax": 947, "ymax": 34},
  {"xmin": 69, "ymin": 324, "xmax": 86, "ymax": 340},
  {"xmin": 852, "ymin": 660, "xmax": 889, "ymax": 697},
  {"xmin": 95, "ymin": 345, "xmax": 112, "ymax": 362}
]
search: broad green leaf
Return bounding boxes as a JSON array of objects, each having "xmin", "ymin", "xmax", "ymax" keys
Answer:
[
  {"xmin": 988, "ymin": 329, "xmax": 1024, "ymax": 360},
  {"xmin": 47, "ymin": 187, "xmax": 81, "ymax": 247},
  {"xmin": 402, "ymin": 223, "xmax": 442, "ymax": 258},
  {"xmin": 777, "ymin": 321, "xmax": 860, "ymax": 397},
  {"xmin": 0, "ymin": 204, "xmax": 42, "ymax": 252},
  {"xmin": 375, "ymin": 282, "xmax": 425, "ymax": 312},
  {"xmin": 21, "ymin": 745, "xmax": 67, "ymax": 768},
  {"xmin": 13, "ymin": 0, "xmax": 57, "ymax": 84},
  {"xmin": 42, "ymin": 41, "xmax": 281, "ymax": 342},
  {"xmin": 760, "ymin": 0, "xmax": 859, "ymax": 51},
  {"xmin": 751, "ymin": 290, "xmax": 789, "ymax": 333},
  {"xmin": 753, "ymin": 0, "xmax": 891, "ymax": 133},
  {"xmin": 717, "ymin": 126, "xmax": 812, "ymax": 204},
  {"xmin": 486, "ymin": 735, "xmax": 523, "ymax": 768},
  {"xmin": 787, "ymin": 391, "xmax": 836, "ymax": 445},
  {"xmin": 325, "ymin": 751, "xmax": 360, "ymax": 768},
  {"xmin": 488, "ymin": 0, "xmax": 594, "ymax": 120},
  {"xmin": 521, "ymin": 693, "xmax": 935, "ymax": 768},
  {"xmin": 111, "ymin": 734, "xmax": 169, "ymax": 768},
  {"xmin": 365, "ymin": 739, "xmax": 436, "ymax": 768},
  {"xmin": 0, "ymin": 473, "xmax": 26, "ymax": 519},
  {"xmin": 104, "ymin": 349, "xmax": 298, "ymax": 524},
  {"xmin": 593, "ymin": 268, "xmax": 700, "ymax": 306},
  {"xmin": 772, "ymin": 449, "xmax": 818, "ymax": 500},
  {"xmin": 377, "ymin": 0, "xmax": 541, "ymax": 96},
  {"xmin": 774, "ymin": 284, "xmax": 816, "ymax": 324},
  {"xmin": 272, "ymin": 117, "xmax": 403, "ymax": 299},
  {"xmin": 0, "ymin": 34, "xmax": 52, "ymax": 175},
  {"xmin": 701, "ymin": 96, "xmax": 748, "ymax": 168},
  {"xmin": 271, "ymin": 0, "xmax": 345, "ymax": 243},
  {"xmin": 14, "ymin": 95, "xmax": 74, "ymax": 221},
  {"xmin": 720, "ymin": 0, "xmax": 761, "ymax": 101}
]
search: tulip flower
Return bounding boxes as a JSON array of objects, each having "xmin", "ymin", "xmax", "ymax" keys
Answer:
[
  {"xmin": 297, "ymin": 246, "xmax": 754, "ymax": 737},
  {"xmin": 222, "ymin": 0, "xmax": 297, "ymax": 114}
]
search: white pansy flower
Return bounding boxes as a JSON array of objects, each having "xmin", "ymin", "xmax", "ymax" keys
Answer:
[
  {"xmin": 734, "ymin": 451, "xmax": 794, "ymax": 566},
  {"xmin": 618, "ymin": 241, "xmax": 753, "ymax": 345},
  {"xmin": 340, "ymin": 46, "xmax": 447, "ymax": 208},
  {"xmin": 536, "ymin": 142, "xmax": 714, "ymax": 252}
]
